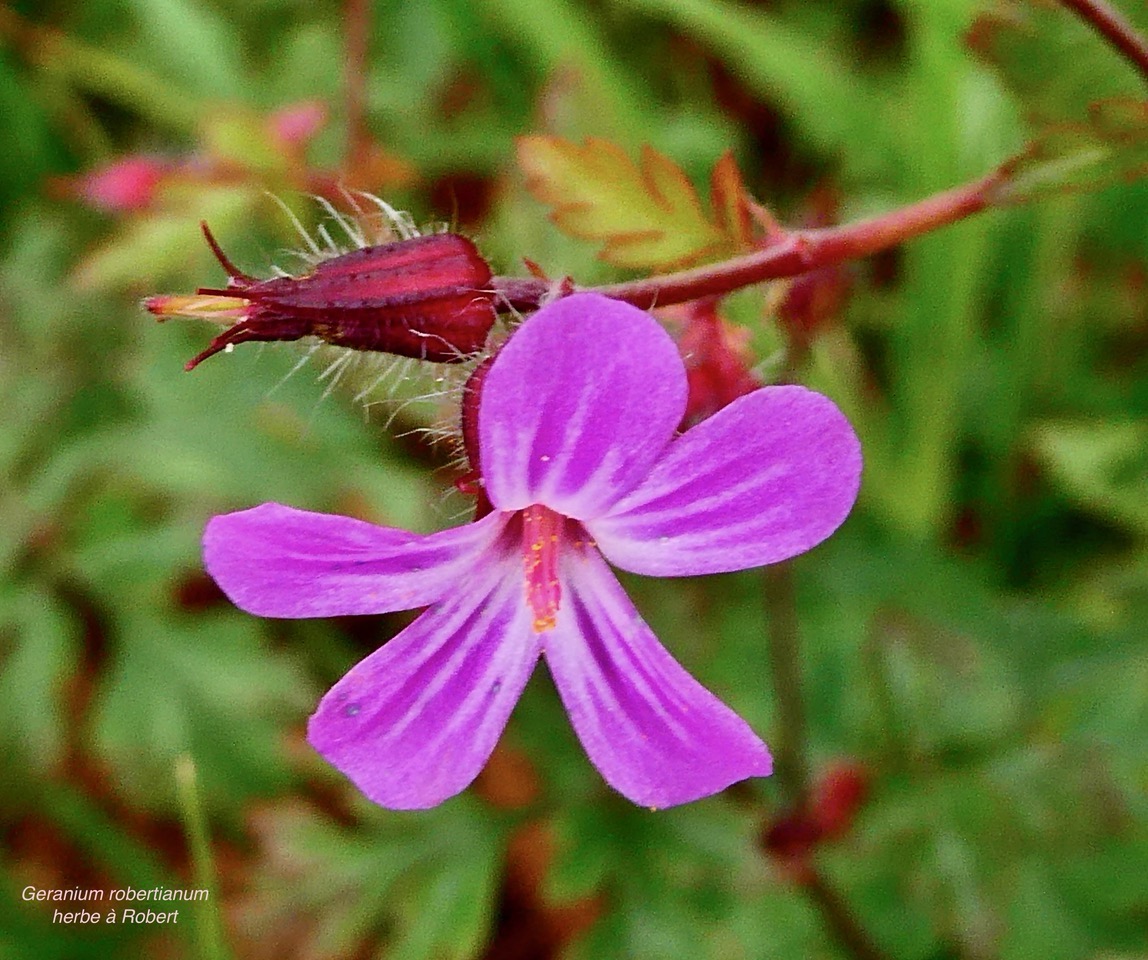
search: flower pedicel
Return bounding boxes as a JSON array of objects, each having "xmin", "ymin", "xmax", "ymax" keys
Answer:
[{"xmin": 203, "ymin": 294, "xmax": 862, "ymax": 809}]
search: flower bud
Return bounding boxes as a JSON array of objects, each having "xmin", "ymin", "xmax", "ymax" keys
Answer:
[
  {"xmin": 776, "ymin": 263, "xmax": 851, "ymax": 347},
  {"xmin": 662, "ymin": 298, "xmax": 761, "ymax": 427},
  {"xmin": 149, "ymin": 223, "xmax": 497, "ymax": 370},
  {"xmin": 72, "ymin": 155, "xmax": 170, "ymax": 212},
  {"xmin": 810, "ymin": 759, "xmax": 868, "ymax": 838},
  {"xmin": 776, "ymin": 187, "xmax": 852, "ymax": 347}
]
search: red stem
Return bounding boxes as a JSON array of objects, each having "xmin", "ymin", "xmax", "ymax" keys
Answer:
[
  {"xmin": 1056, "ymin": 0, "xmax": 1148, "ymax": 83},
  {"xmin": 804, "ymin": 867, "xmax": 893, "ymax": 960},
  {"xmin": 493, "ymin": 172, "xmax": 1001, "ymax": 311}
]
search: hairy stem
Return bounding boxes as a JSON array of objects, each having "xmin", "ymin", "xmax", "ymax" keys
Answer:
[
  {"xmin": 1057, "ymin": 0, "xmax": 1148, "ymax": 82},
  {"xmin": 493, "ymin": 172, "xmax": 1001, "ymax": 311}
]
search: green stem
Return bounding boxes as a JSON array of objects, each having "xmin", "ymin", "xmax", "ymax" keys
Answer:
[
  {"xmin": 175, "ymin": 755, "xmax": 229, "ymax": 960},
  {"xmin": 762, "ymin": 563, "xmax": 810, "ymax": 805}
]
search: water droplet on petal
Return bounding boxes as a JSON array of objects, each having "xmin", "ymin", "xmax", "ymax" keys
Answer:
[{"xmin": 343, "ymin": 703, "xmax": 361, "ymax": 718}]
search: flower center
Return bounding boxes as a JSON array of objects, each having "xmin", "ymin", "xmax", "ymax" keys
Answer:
[{"xmin": 521, "ymin": 504, "xmax": 563, "ymax": 633}]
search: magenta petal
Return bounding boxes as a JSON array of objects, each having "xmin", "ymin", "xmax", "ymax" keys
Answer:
[
  {"xmin": 543, "ymin": 549, "xmax": 771, "ymax": 807},
  {"xmin": 590, "ymin": 386, "xmax": 861, "ymax": 576},
  {"xmin": 204, "ymin": 503, "xmax": 507, "ymax": 617},
  {"xmin": 479, "ymin": 294, "xmax": 687, "ymax": 519},
  {"xmin": 307, "ymin": 563, "xmax": 539, "ymax": 809}
]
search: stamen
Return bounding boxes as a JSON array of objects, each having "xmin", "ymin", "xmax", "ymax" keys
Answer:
[
  {"xmin": 522, "ymin": 504, "xmax": 563, "ymax": 633},
  {"xmin": 144, "ymin": 294, "xmax": 250, "ymax": 323}
]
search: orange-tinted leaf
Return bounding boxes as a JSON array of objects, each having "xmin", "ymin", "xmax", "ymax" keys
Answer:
[
  {"xmin": 517, "ymin": 135, "xmax": 749, "ymax": 271},
  {"xmin": 709, "ymin": 150, "xmax": 755, "ymax": 248}
]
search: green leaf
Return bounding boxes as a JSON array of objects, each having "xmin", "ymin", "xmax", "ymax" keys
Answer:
[
  {"xmin": 1030, "ymin": 418, "xmax": 1148, "ymax": 532},
  {"xmin": 621, "ymin": 0, "xmax": 888, "ymax": 179},
  {"xmin": 89, "ymin": 613, "xmax": 312, "ymax": 812},
  {"xmin": 517, "ymin": 136, "xmax": 743, "ymax": 271},
  {"xmin": 238, "ymin": 799, "xmax": 503, "ymax": 960},
  {"xmin": 125, "ymin": 0, "xmax": 245, "ymax": 100},
  {"xmin": 993, "ymin": 98, "xmax": 1148, "ymax": 204},
  {"xmin": 970, "ymin": 0, "xmax": 1147, "ymax": 124},
  {"xmin": 998, "ymin": 861, "xmax": 1093, "ymax": 960},
  {"xmin": 549, "ymin": 797, "xmax": 780, "ymax": 959},
  {"xmin": 388, "ymin": 842, "xmax": 499, "ymax": 960},
  {"xmin": 0, "ymin": 586, "xmax": 77, "ymax": 776}
]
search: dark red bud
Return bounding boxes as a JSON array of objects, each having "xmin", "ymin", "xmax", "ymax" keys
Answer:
[
  {"xmin": 760, "ymin": 760, "xmax": 870, "ymax": 882},
  {"xmin": 777, "ymin": 263, "xmax": 852, "ymax": 346},
  {"xmin": 761, "ymin": 813, "xmax": 822, "ymax": 863},
  {"xmin": 180, "ymin": 223, "xmax": 497, "ymax": 370}
]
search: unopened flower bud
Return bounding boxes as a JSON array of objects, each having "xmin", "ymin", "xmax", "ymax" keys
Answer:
[
  {"xmin": 776, "ymin": 186, "xmax": 852, "ymax": 347},
  {"xmin": 72, "ymin": 155, "xmax": 170, "ymax": 212},
  {"xmin": 663, "ymin": 298, "xmax": 761, "ymax": 427},
  {"xmin": 776, "ymin": 263, "xmax": 851, "ymax": 347},
  {"xmin": 148, "ymin": 223, "xmax": 497, "ymax": 370}
]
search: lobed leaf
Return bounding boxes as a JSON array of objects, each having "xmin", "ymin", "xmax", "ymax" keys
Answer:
[
  {"xmin": 992, "ymin": 98, "xmax": 1148, "ymax": 204},
  {"xmin": 517, "ymin": 136, "xmax": 753, "ymax": 271},
  {"xmin": 970, "ymin": 0, "xmax": 1147, "ymax": 124},
  {"xmin": 235, "ymin": 800, "xmax": 503, "ymax": 960},
  {"xmin": 709, "ymin": 151, "xmax": 756, "ymax": 248}
]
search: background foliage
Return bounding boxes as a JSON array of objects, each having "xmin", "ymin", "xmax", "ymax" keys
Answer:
[{"xmin": 1, "ymin": 0, "xmax": 1145, "ymax": 958}]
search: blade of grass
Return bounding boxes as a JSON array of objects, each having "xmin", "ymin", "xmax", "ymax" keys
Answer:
[{"xmin": 175, "ymin": 755, "xmax": 229, "ymax": 960}]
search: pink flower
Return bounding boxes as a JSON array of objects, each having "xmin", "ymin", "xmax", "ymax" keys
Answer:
[{"xmin": 203, "ymin": 294, "xmax": 862, "ymax": 809}]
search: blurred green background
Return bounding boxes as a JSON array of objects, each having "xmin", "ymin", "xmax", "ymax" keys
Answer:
[{"xmin": 1, "ymin": 0, "xmax": 1146, "ymax": 958}]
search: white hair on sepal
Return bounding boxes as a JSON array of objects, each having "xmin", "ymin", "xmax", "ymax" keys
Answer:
[
  {"xmin": 264, "ymin": 192, "xmax": 324, "ymax": 262},
  {"xmin": 262, "ymin": 190, "xmax": 423, "ymax": 269},
  {"xmin": 244, "ymin": 192, "xmax": 505, "ymax": 457},
  {"xmin": 313, "ymin": 194, "xmax": 368, "ymax": 249},
  {"xmin": 264, "ymin": 341, "xmax": 324, "ymax": 398}
]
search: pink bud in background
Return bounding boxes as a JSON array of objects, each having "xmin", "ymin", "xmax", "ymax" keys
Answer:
[
  {"xmin": 73, "ymin": 155, "xmax": 169, "ymax": 212},
  {"xmin": 267, "ymin": 100, "xmax": 328, "ymax": 149}
]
